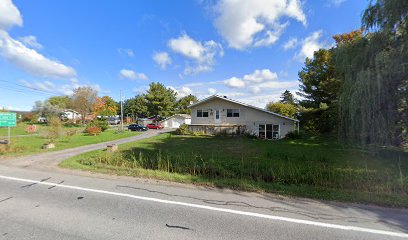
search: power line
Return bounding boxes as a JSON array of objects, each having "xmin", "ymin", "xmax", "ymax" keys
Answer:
[{"xmin": 0, "ymin": 80, "xmax": 56, "ymax": 96}]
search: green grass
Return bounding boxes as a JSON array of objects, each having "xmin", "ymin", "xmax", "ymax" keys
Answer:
[
  {"xmin": 0, "ymin": 129, "xmax": 141, "ymax": 157},
  {"xmin": 60, "ymin": 133, "xmax": 408, "ymax": 208}
]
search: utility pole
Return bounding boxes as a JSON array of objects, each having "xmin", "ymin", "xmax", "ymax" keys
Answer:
[{"xmin": 120, "ymin": 90, "xmax": 124, "ymax": 131}]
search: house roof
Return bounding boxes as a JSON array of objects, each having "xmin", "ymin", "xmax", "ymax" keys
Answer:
[
  {"xmin": 62, "ymin": 109, "xmax": 80, "ymax": 114},
  {"xmin": 160, "ymin": 114, "xmax": 191, "ymax": 122},
  {"xmin": 188, "ymin": 95, "xmax": 299, "ymax": 122}
]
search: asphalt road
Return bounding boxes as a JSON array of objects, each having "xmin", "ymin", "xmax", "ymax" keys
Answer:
[{"xmin": 0, "ymin": 165, "xmax": 407, "ymax": 240}]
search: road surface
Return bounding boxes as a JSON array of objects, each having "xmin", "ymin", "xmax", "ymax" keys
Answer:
[{"xmin": 0, "ymin": 165, "xmax": 407, "ymax": 240}]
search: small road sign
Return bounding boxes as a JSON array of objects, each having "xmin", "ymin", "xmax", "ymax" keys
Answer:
[{"xmin": 0, "ymin": 112, "xmax": 17, "ymax": 127}]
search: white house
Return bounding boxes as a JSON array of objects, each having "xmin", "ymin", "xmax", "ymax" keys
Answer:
[
  {"xmin": 61, "ymin": 109, "xmax": 81, "ymax": 121},
  {"xmin": 188, "ymin": 95, "xmax": 299, "ymax": 139},
  {"xmin": 160, "ymin": 114, "xmax": 191, "ymax": 128}
]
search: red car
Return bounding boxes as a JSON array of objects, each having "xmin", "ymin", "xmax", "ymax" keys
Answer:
[{"xmin": 146, "ymin": 123, "xmax": 164, "ymax": 129}]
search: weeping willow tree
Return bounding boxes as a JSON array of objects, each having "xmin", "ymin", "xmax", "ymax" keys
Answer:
[{"xmin": 336, "ymin": 0, "xmax": 408, "ymax": 146}]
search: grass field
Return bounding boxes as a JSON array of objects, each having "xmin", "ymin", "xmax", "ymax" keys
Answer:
[
  {"xmin": 0, "ymin": 123, "xmax": 141, "ymax": 157},
  {"xmin": 60, "ymin": 133, "xmax": 408, "ymax": 207}
]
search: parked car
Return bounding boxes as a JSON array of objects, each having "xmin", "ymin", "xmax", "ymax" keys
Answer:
[
  {"xmin": 146, "ymin": 123, "xmax": 164, "ymax": 129},
  {"xmin": 128, "ymin": 124, "xmax": 148, "ymax": 131}
]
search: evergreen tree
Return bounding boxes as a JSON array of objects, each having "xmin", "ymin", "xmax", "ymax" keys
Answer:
[
  {"xmin": 176, "ymin": 94, "xmax": 198, "ymax": 114},
  {"xmin": 279, "ymin": 90, "xmax": 296, "ymax": 105},
  {"xmin": 144, "ymin": 82, "xmax": 177, "ymax": 119}
]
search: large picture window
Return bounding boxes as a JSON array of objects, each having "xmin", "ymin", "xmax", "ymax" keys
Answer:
[
  {"xmin": 258, "ymin": 124, "xmax": 279, "ymax": 139},
  {"xmin": 196, "ymin": 109, "xmax": 209, "ymax": 117},
  {"xmin": 227, "ymin": 109, "xmax": 239, "ymax": 117}
]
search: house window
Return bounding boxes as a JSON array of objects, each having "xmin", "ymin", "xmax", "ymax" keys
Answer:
[
  {"xmin": 258, "ymin": 124, "xmax": 280, "ymax": 139},
  {"xmin": 227, "ymin": 109, "xmax": 239, "ymax": 117},
  {"xmin": 196, "ymin": 109, "xmax": 209, "ymax": 117}
]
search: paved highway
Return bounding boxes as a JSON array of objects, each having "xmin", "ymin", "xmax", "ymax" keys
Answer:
[{"xmin": 0, "ymin": 165, "xmax": 407, "ymax": 240}]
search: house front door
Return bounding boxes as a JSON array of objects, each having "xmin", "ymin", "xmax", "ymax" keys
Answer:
[{"xmin": 214, "ymin": 109, "xmax": 221, "ymax": 123}]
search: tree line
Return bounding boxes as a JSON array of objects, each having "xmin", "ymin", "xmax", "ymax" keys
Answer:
[
  {"xmin": 266, "ymin": 0, "xmax": 407, "ymax": 147},
  {"xmin": 33, "ymin": 83, "xmax": 199, "ymax": 124}
]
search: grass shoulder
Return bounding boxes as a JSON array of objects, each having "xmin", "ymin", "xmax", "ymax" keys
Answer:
[
  {"xmin": 59, "ymin": 133, "xmax": 408, "ymax": 208},
  {"xmin": 0, "ymin": 127, "xmax": 141, "ymax": 157}
]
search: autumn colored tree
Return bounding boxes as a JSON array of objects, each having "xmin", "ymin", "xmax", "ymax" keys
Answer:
[
  {"xmin": 94, "ymin": 96, "xmax": 118, "ymax": 117},
  {"xmin": 71, "ymin": 87, "xmax": 98, "ymax": 124}
]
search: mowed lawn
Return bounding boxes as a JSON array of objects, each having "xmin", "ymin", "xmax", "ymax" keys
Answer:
[
  {"xmin": 0, "ymin": 123, "xmax": 141, "ymax": 157},
  {"xmin": 61, "ymin": 133, "xmax": 408, "ymax": 207}
]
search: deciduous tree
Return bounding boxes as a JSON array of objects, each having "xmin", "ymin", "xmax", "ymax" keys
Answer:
[
  {"xmin": 266, "ymin": 102, "xmax": 297, "ymax": 119},
  {"xmin": 94, "ymin": 96, "xmax": 118, "ymax": 117},
  {"xmin": 71, "ymin": 87, "xmax": 98, "ymax": 124}
]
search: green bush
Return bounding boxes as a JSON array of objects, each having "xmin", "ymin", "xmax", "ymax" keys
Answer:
[
  {"xmin": 175, "ymin": 123, "xmax": 190, "ymax": 135},
  {"xmin": 86, "ymin": 119, "xmax": 108, "ymax": 132},
  {"xmin": 285, "ymin": 130, "xmax": 303, "ymax": 139}
]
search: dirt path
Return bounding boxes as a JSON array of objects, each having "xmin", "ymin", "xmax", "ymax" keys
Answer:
[{"xmin": 0, "ymin": 129, "xmax": 172, "ymax": 170}]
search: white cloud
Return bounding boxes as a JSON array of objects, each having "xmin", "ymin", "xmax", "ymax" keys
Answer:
[
  {"xmin": 19, "ymin": 35, "xmax": 43, "ymax": 50},
  {"xmin": 208, "ymin": 88, "xmax": 217, "ymax": 95},
  {"xmin": 330, "ymin": 0, "xmax": 346, "ymax": 7},
  {"xmin": 0, "ymin": 1, "xmax": 76, "ymax": 80},
  {"xmin": 283, "ymin": 37, "xmax": 298, "ymax": 50},
  {"xmin": 119, "ymin": 69, "xmax": 148, "ymax": 80},
  {"xmin": 0, "ymin": 30, "xmax": 77, "ymax": 79},
  {"xmin": 118, "ymin": 48, "xmax": 135, "ymax": 57},
  {"xmin": 168, "ymin": 33, "xmax": 223, "ymax": 75},
  {"xmin": 296, "ymin": 30, "xmax": 327, "ymax": 61},
  {"xmin": 177, "ymin": 86, "xmax": 193, "ymax": 98},
  {"xmin": 243, "ymin": 69, "xmax": 277, "ymax": 83},
  {"xmin": 214, "ymin": 0, "xmax": 306, "ymax": 50},
  {"xmin": 153, "ymin": 51, "xmax": 172, "ymax": 69},
  {"xmin": 224, "ymin": 77, "xmax": 246, "ymax": 88},
  {"xmin": 224, "ymin": 69, "xmax": 278, "ymax": 88},
  {"xmin": 0, "ymin": 0, "xmax": 22, "ymax": 30}
]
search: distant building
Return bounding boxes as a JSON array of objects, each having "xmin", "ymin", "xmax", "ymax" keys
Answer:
[
  {"xmin": 160, "ymin": 114, "xmax": 191, "ymax": 128},
  {"xmin": 61, "ymin": 109, "xmax": 82, "ymax": 121}
]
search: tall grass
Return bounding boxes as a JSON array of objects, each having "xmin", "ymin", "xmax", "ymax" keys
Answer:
[{"xmin": 79, "ymin": 143, "xmax": 408, "ymax": 195}]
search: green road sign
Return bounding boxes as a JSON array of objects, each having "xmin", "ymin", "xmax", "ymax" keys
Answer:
[{"xmin": 0, "ymin": 112, "xmax": 17, "ymax": 127}]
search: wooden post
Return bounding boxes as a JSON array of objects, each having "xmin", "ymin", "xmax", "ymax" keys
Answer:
[{"xmin": 7, "ymin": 127, "xmax": 10, "ymax": 145}]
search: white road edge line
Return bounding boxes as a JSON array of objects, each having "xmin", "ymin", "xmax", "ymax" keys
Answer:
[{"xmin": 1, "ymin": 174, "xmax": 407, "ymax": 238}]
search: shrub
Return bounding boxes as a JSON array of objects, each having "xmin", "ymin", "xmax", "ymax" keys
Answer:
[
  {"xmin": 66, "ymin": 129, "xmax": 77, "ymax": 137},
  {"xmin": 244, "ymin": 131, "xmax": 258, "ymax": 139},
  {"xmin": 21, "ymin": 113, "xmax": 35, "ymax": 122},
  {"xmin": 192, "ymin": 130, "xmax": 205, "ymax": 136},
  {"xmin": 63, "ymin": 120, "xmax": 81, "ymax": 128},
  {"xmin": 25, "ymin": 125, "xmax": 37, "ymax": 134},
  {"xmin": 86, "ymin": 126, "xmax": 102, "ymax": 136},
  {"xmin": 86, "ymin": 119, "xmax": 108, "ymax": 132},
  {"xmin": 40, "ymin": 116, "xmax": 64, "ymax": 143},
  {"xmin": 175, "ymin": 124, "xmax": 190, "ymax": 135},
  {"xmin": 285, "ymin": 130, "xmax": 303, "ymax": 139}
]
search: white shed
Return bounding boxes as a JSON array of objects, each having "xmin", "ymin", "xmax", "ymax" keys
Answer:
[{"xmin": 160, "ymin": 114, "xmax": 191, "ymax": 128}]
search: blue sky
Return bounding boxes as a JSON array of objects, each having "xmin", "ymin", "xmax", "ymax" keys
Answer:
[{"xmin": 0, "ymin": 0, "xmax": 367, "ymax": 110}]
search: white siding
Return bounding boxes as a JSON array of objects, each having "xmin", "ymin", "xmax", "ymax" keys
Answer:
[{"xmin": 190, "ymin": 98, "xmax": 297, "ymax": 138}]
